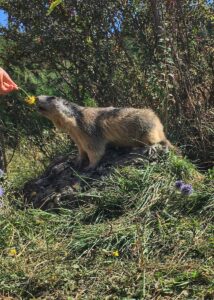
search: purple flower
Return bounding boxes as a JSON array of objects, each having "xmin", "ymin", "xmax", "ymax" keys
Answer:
[
  {"xmin": 181, "ymin": 184, "xmax": 193, "ymax": 196},
  {"xmin": 0, "ymin": 186, "xmax": 4, "ymax": 197},
  {"xmin": 175, "ymin": 180, "xmax": 184, "ymax": 190},
  {"xmin": 69, "ymin": 8, "xmax": 77, "ymax": 16}
]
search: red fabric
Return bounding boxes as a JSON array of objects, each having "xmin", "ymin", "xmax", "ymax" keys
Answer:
[{"xmin": 0, "ymin": 68, "xmax": 18, "ymax": 95}]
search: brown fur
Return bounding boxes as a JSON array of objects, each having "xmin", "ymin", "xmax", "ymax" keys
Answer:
[{"xmin": 37, "ymin": 96, "xmax": 176, "ymax": 169}]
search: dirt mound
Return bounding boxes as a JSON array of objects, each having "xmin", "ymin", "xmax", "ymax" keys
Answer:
[{"xmin": 23, "ymin": 146, "xmax": 165, "ymax": 210}]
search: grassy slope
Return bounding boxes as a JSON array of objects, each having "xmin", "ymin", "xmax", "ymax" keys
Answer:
[{"xmin": 0, "ymin": 144, "xmax": 213, "ymax": 300}]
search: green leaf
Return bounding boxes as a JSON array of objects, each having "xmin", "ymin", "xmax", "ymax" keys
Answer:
[{"xmin": 46, "ymin": 0, "xmax": 63, "ymax": 16}]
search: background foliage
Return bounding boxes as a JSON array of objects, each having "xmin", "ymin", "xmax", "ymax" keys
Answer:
[{"xmin": 0, "ymin": 0, "xmax": 213, "ymax": 168}]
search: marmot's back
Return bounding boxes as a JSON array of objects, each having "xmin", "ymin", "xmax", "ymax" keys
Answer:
[{"xmin": 82, "ymin": 107, "xmax": 165, "ymax": 147}]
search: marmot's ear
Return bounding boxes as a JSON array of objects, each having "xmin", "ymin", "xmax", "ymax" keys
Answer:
[
  {"xmin": 37, "ymin": 95, "xmax": 56, "ymax": 101},
  {"xmin": 46, "ymin": 96, "xmax": 56, "ymax": 101}
]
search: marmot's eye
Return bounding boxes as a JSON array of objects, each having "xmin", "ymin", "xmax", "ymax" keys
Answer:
[{"xmin": 47, "ymin": 96, "xmax": 55, "ymax": 102}]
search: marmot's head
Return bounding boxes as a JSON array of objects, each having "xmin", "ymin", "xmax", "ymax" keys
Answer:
[{"xmin": 36, "ymin": 95, "xmax": 81, "ymax": 121}]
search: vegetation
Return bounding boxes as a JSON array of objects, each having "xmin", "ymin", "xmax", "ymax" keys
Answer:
[
  {"xmin": 0, "ymin": 0, "xmax": 213, "ymax": 299},
  {"xmin": 0, "ymin": 144, "xmax": 213, "ymax": 299}
]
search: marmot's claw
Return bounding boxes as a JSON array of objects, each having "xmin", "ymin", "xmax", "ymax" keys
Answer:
[
  {"xmin": 84, "ymin": 165, "xmax": 96, "ymax": 173},
  {"xmin": 75, "ymin": 160, "xmax": 83, "ymax": 170}
]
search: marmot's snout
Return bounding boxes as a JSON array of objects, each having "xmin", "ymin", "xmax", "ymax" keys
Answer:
[{"xmin": 37, "ymin": 95, "xmax": 57, "ymax": 114}]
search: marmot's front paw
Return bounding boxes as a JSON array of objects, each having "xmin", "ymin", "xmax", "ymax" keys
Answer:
[
  {"xmin": 75, "ymin": 159, "xmax": 83, "ymax": 170},
  {"xmin": 84, "ymin": 164, "xmax": 97, "ymax": 173}
]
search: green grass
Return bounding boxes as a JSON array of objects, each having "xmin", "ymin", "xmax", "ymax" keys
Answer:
[
  {"xmin": 6, "ymin": 132, "xmax": 73, "ymax": 189},
  {"xmin": 0, "ymin": 147, "xmax": 213, "ymax": 299}
]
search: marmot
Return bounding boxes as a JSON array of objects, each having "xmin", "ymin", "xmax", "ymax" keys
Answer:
[{"xmin": 37, "ymin": 95, "xmax": 176, "ymax": 170}]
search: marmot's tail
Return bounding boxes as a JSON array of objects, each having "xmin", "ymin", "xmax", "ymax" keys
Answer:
[{"xmin": 160, "ymin": 139, "xmax": 182, "ymax": 156}]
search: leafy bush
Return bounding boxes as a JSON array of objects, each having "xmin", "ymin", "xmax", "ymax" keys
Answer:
[{"xmin": 0, "ymin": 0, "xmax": 213, "ymax": 164}]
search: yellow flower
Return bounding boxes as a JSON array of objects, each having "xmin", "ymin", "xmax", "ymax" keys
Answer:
[
  {"xmin": 112, "ymin": 250, "xmax": 119, "ymax": 257},
  {"xmin": 25, "ymin": 96, "xmax": 36, "ymax": 105},
  {"xmin": 35, "ymin": 218, "xmax": 45, "ymax": 225},
  {"xmin": 8, "ymin": 248, "xmax": 17, "ymax": 256},
  {"xmin": 30, "ymin": 191, "xmax": 37, "ymax": 197},
  {"xmin": 49, "ymin": 275, "xmax": 58, "ymax": 283},
  {"xmin": 86, "ymin": 36, "xmax": 92, "ymax": 45}
]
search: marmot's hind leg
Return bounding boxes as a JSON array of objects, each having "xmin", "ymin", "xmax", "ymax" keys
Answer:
[
  {"xmin": 160, "ymin": 139, "xmax": 174, "ymax": 150},
  {"xmin": 160, "ymin": 139, "xmax": 181, "ymax": 155}
]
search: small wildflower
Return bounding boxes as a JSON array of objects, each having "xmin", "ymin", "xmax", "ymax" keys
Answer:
[
  {"xmin": 112, "ymin": 250, "xmax": 119, "ymax": 257},
  {"xmin": 35, "ymin": 219, "xmax": 45, "ymax": 225},
  {"xmin": 70, "ymin": 8, "xmax": 77, "ymax": 16},
  {"xmin": 25, "ymin": 96, "xmax": 36, "ymax": 105},
  {"xmin": 49, "ymin": 275, "xmax": 58, "ymax": 283},
  {"xmin": 86, "ymin": 36, "xmax": 93, "ymax": 45},
  {"xmin": 8, "ymin": 248, "xmax": 17, "ymax": 256},
  {"xmin": 0, "ymin": 186, "xmax": 4, "ymax": 197},
  {"xmin": 181, "ymin": 184, "xmax": 193, "ymax": 196},
  {"xmin": 71, "ymin": 178, "xmax": 79, "ymax": 185},
  {"xmin": 175, "ymin": 180, "xmax": 184, "ymax": 190},
  {"xmin": 30, "ymin": 191, "xmax": 37, "ymax": 197},
  {"xmin": 71, "ymin": 179, "xmax": 81, "ymax": 190}
]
